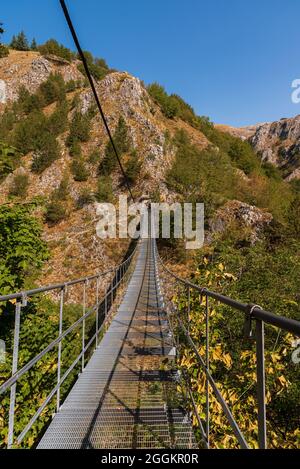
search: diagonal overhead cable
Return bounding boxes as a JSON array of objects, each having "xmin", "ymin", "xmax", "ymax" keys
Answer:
[{"xmin": 59, "ymin": 0, "xmax": 135, "ymax": 202}]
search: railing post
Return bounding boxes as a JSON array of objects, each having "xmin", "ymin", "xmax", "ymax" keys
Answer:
[
  {"xmin": 256, "ymin": 319, "xmax": 267, "ymax": 449},
  {"xmin": 8, "ymin": 301, "xmax": 21, "ymax": 449},
  {"xmin": 205, "ymin": 294, "xmax": 210, "ymax": 448},
  {"xmin": 95, "ymin": 277, "xmax": 99, "ymax": 348},
  {"xmin": 56, "ymin": 286, "xmax": 64, "ymax": 412},
  {"xmin": 187, "ymin": 286, "xmax": 190, "ymax": 334},
  {"xmin": 82, "ymin": 280, "xmax": 87, "ymax": 372}
]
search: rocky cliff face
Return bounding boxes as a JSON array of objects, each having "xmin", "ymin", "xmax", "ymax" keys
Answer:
[{"xmin": 249, "ymin": 115, "xmax": 300, "ymax": 180}]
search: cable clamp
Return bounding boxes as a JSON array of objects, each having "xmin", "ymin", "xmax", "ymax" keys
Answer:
[{"xmin": 244, "ymin": 304, "xmax": 262, "ymax": 339}]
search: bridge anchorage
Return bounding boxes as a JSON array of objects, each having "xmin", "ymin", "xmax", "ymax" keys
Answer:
[{"xmin": 1, "ymin": 215, "xmax": 300, "ymax": 449}]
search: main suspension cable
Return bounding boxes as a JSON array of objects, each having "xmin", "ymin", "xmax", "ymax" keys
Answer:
[{"xmin": 59, "ymin": 0, "xmax": 135, "ymax": 202}]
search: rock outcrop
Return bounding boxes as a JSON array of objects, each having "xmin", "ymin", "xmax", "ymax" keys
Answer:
[
  {"xmin": 209, "ymin": 200, "xmax": 273, "ymax": 243},
  {"xmin": 249, "ymin": 115, "xmax": 300, "ymax": 180}
]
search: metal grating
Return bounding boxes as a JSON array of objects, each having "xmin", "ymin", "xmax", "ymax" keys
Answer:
[{"xmin": 38, "ymin": 236, "xmax": 196, "ymax": 449}]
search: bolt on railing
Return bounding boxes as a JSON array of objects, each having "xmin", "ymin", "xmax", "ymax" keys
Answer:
[
  {"xmin": 0, "ymin": 242, "xmax": 138, "ymax": 449},
  {"xmin": 153, "ymin": 239, "xmax": 300, "ymax": 450}
]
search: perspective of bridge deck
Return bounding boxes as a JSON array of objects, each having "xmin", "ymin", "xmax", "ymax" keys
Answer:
[{"xmin": 38, "ymin": 235, "xmax": 196, "ymax": 449}]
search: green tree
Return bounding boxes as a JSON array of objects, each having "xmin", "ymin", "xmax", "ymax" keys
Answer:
[
  {"xmin": 0, "ymin": 22, "xmax": 9, "ymax": 58},
  {"xmin": 71, "ymin": 156, "xmax": 89, "ymax": 181},
  {"xmin": 0, "ymin": 205, "xmax": 49, "ymax": 294},
  {"xmin": 38, "ymin": 73, "xmax": 66, "ymax": 105},
  {"xmin": 45, "ymin": 176, "xmax": 69, "ymax": 224},
  {"xmin": 10, "ymin": 31, "xmax": 29, "ymax": 51},
  {"xmin": 95, "ymin": 175, "xmax": 113, "ymax": 202},
  {"xmin": 37, "ymin": 39, "xmax": 75, "ymax": 62},
  {"xmin": 125, "ymin": 149, "xmax": 141, "ymax": 185},
  {"xmin": 30, "ymin": 38, "xmax": 37, "ymax": 50},
  {"xmin": 66, "ymin": 111, "xmax": 90, "ymax": 147}
]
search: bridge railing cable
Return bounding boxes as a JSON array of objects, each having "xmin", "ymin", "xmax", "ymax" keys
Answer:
[
  {"xmin": 59, "ymin": 0, "xmax": 135, "ymax": 202},
  {"xmin": 0, "ymin": 243, "xmax": 139, "ymax": 448},
  {"xmin": 153, "ymin": 239, "xmax": 300, "ymax": 449}
]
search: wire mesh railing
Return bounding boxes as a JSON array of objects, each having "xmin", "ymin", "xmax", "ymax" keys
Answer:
[
  {"xmin": 153, "ymin": 240, "xmax": 300, "ymax": 449},
  {"xmin": 0, "ymin": 241, "xmax": 139, "ymax": 448}
]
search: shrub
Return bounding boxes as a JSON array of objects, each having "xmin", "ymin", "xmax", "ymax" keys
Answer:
[
  {"xmin": 71, "ymin": 157, "xmax": 89, "ymax": 181},
  {"xmin": 76, "ymin": 188, "xmax": 95, "ymax": 209},
  {"xmin": 45, "ymin": 176, "xmax": 69, "ymax": 224},
  {"xmin": 37, "ymin": 39, "xmax": 76, "ymax": 62},
  {"xmin": 95, "ymin": 175, "xmax": 113, "ymax": 202},
  {"xmin": 46, "ymin": 100, "xmax": 69, "ymax": 136},
  {"xmin": 88, "ymin": 149, "xmax": 100, "ymax": 164},
  {"xmin": 77, "ymin": 51, "xmax": 110, "ymax": 81},
  {"xmin": 147, "ymin": 83, "xmax": 178, "ymax": 119},
  {"xmin": 12, "ymin": 110, "xmax": 47, "ymax": 154},
  {"xmin": 0, "ymin": 23, "xmax": 8, "ymax": 58},
  {"xmin": 9, "ymin": 172, "xmax": 29, "ymax": 197},
  {"xmin": 17, "ymin": 85, "xmax": 43, "ymax": 114},
  {"xmin": 125, "ymin": 149, "xmax": 141, "ymax": 185},
  {"xmin": 38, "ymin": 73, "xmax": 66, "ymax": 105},
  {"xmin": 0, "ymin": 143, "xmax": 21, "ymax": 180},
  {"xmin": 31, "ymin": 133, "xmax": 60, "ymax": 173},
  {"xmin": 66, "ymin": 111, "xmax": 90, "ymax": 147}
]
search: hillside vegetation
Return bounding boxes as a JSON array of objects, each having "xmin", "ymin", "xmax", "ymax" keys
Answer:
[{"xmin": 0, "ymin": 33, "xmax": 299, "ymax": 448}]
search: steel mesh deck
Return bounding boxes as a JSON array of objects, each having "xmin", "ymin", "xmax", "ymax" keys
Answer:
[{"xmin": 38, "ymin": 236, "xmax": 196, "ymax": 449}]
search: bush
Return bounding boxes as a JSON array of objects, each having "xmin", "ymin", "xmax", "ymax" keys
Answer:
[
  {"xmin": 76, "ymin": 188, "xmax": 95, "ymax": 209},
  {"xmin": 147, "ymin": 83, "xmax": 178, "ymax": 119},
  {"xmin": 125, "ymin": 149, "xmax": 141, "ymax": 185},
  {"xmin": 95, "ymin": 175, "xmax": 113, "ymax": 202},
  {"xmin": 0, "ymin": 143, "xmax": 21, "ymax": 180},
  {"xmin": 37, "ymin": 39, "xmax": 76, "ymax": 62},
  {"xmin": 45, "ymin": 176, "xmax": 69, "ymax": 224},
  {"xmin": 17, "ymin": 86, "xmax": 44, "ymax": 114},
  {"xmin": 88, "ymin": 149, "xmax": 100, "ymax": 164},
  {"xmin": 71, "ymin": 157, "xmax": 89, "ymax": 181},
  {"xmin": 77, "ymin": 51, "xmax": 110, "ymax": 81},
  {"xmin": 46, "ymin": 100, "xmax": 69, "ymax": 136},
  {"xmin": 66, "ymin": 111, "xmax": 90, "ymax": 147},
  {"xmin": 9, "ymin": 172, "xmax": 29, "ymax": 197},
  {"xmin": 31, "ymin": 133, "xmax": 60, "ymax": 173},
  {"xmin": 38, "ymin": 73, "xmax": 66, "ymax": 105}
]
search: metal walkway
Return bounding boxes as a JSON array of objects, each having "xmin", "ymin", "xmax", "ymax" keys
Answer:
[{"xmin": 37, "ymin": 235, "xmax": 196, "ymax": 449}]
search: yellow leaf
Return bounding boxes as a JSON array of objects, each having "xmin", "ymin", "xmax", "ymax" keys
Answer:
[{"xmin": 218, "ymin": 263, "xmax": 224, "ymax": 272}]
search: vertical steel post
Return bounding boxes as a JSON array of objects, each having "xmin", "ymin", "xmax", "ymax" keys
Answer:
[
  {"xmin": 8, "ymin": 302, "xmax": 21, "ymax": 449},
  {"xmin": 187, "ymin": 286, "xmax": 190, "ymax": 334},
  {"xmin": 256, "ymin": 319, "xmax": 267, "ymax": 449},
  {"xmin": 95, "ymin": 277, "xmax": 99, "ymax": 348},
  {"xmin": 205, "ymin": 294, "xmax": 210, "ymax": 448},
  {"xmin": 82, "ymin": 281, "xmax": 86, "ymax": 372},
  {"xmin": 56, "ymin": 287, "xmax": 64, "ymax": 412}
]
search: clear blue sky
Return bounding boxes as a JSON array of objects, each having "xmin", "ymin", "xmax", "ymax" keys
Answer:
[{"xmin": 1, "ymin": 0, "xmax": 300, "ymax": 126}]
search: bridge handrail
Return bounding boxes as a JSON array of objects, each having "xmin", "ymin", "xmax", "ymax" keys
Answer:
[
  {"xmin": 153, "ymin": 240, "xmax": 300, "ymax": 449},
  {"xmin": 155, "ymin": 246, "xmax": 300, "ymax": 337},
  {"xmin": 0, "ymin": 241, "xmax": 139, "ymax": 448}
]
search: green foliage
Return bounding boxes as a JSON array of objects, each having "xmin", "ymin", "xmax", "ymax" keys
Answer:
[
  {"xmin": 31, "ymin": 132, "xmax": 60, "ymax": 173},
  {"xmin": 0, "ymin": 143, "xmax": 21, "ymax": 180},
  {"xmin": 77, "ymin": 51, "xmax": 110, "ymax": 81},
  {"xmin": 45, "ymin": 176, "xmax": 69, "ymax": 224},
  {"xmin": 125, "ymin": 149, "xmax": 141, "ymax": 185},
  {"xmin": 46, "ymin": 100, "xmax": 69, "ymax": 136},
  {"xmin": 30, "ymin": 38, "xmax": 37, "ymax": 50},
  {"xmin": 10, "ymin": 31, "xmax": 29, "ymax": 51},
  {"xmin": 99, "ymin": 117, "xmax": 131, "ymax": 175},
  {"xmin": 166, "ymin": 130, "xmax": 236, "ymax": 215},
  {"xmin": 88, "ymin": 149, "xmax": 101, "ymax": 164},
  {"xmin": 148, "ymin": 82, "xmax": 178, "ymax": 118},
  {"xmin": 37, "ymin": 39, "xmax": 76, "ymax": 62},
  {"xmin": 66, "ymin": 111, "xmax": 90, "ymax": 147},
  {"xmin": 95, "ymin": 175, "xmax": 113, "ymax": 202},
  {"xmin": 0, "ymin": 205, "xmax": 49, "ymax": 294},
  {"xmin": 9, "ymin": 172, "xmax": 29, "ymax": 198},
  {"xmin": 38, "ymin": 73, "xmax": 66, "ymax": 105},
  {"xmin": 71, "ymin": 156, "xmax": 89, "ymax": 182},
  {"xmin": 17, "ymin": 85, "xmax": 44, "ymax": 114},
  {"xmin": 0, "ymin": 23, "xmax": 8, "ymax": 58},
  {"xmin": 227, "ymin": 138, "xmax": 260, "ymax": 174},
  {"xmin": 76, "ymin": 188, "xmax": 95, "ymax": 209}
]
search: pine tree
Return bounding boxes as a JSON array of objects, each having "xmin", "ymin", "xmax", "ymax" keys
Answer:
[
  {"xmin": 0, "ymin": 22, "xmax": 8, "ymax": 58},
  {"xmin": 30, "ymin": 38, "xmax": 37, "ymax": 50},
  {"xmin": 10, "ymin": 31, "xmax": 29, "ymax": 51}
]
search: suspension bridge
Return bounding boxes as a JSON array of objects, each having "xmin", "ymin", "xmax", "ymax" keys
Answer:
[
  {"xmin": 1, "ymin": 0, "xmax": 300, "ymax": 450},
  {"xmin": 1, "ymin": 212, "xmax": 300, "ymax": 449}
]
